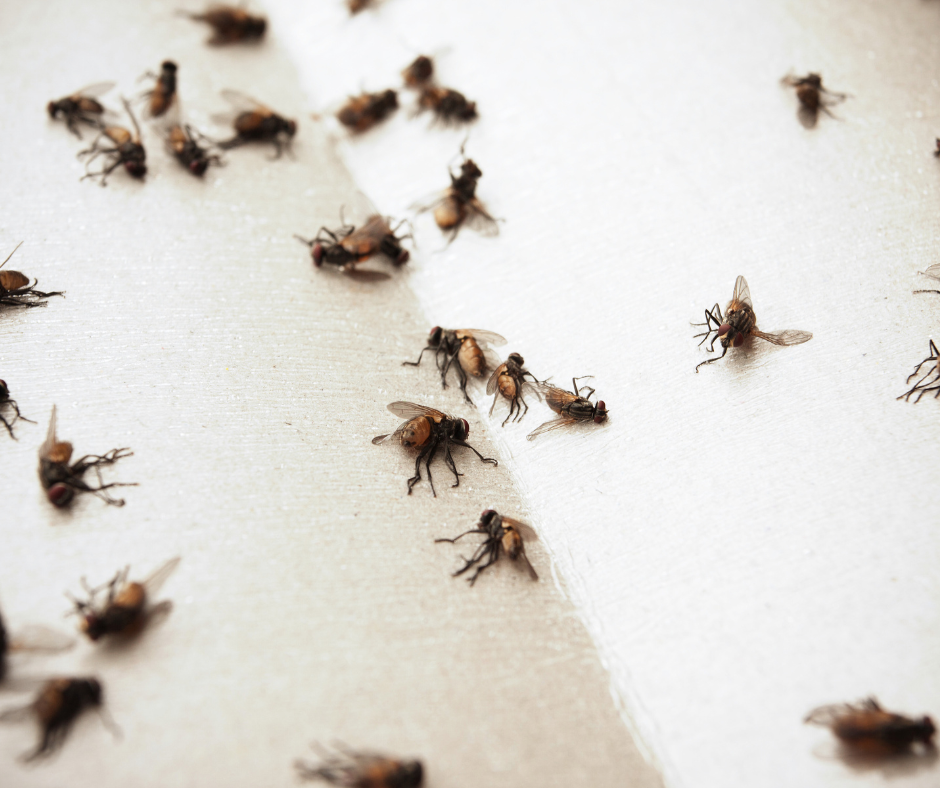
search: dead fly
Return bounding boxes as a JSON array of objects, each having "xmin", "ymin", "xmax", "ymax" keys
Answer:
[
  {"xmin": 781, "ymin": 72, "xmax": 846, "ymax": 127},
  {"xmin": 167, "ymin": 124, "xmax": 223, "ymax": 176},
  {"xmin": 0, "ymin": 677, "xmax": 118, "ymax": 762},
  {"xmin": 295, "ymin": 212, "xmax": 411, "ymax": 282},
  {"xmin": 78, "ymin": 98, "xmax": 146, "ymax": 185},
  {"xmin": 295, "ymin": 742, "xmax": 423, "ymax": 787},
  {"xmin": 38, "ymin": 405, "xmax": 137, "ymax": 508},
  {"xmin": 181, "ymin": 5, "xmax": 267, "ymax": 44},
  {"xmin": 897, "ymin": 340, "xmax": 940, "ymax": 402},
  {"xmin": 0, "ymin": 607, "xmax": 75, "ymax": 685},
  {"xmin": 526, "ymin": 377, "xmax": 608, "ymax": 440},
  {"xmin": 913, "ymin": 263, "xmax": 940, "ymax": 294},
  {"xmin": 413, "ymin": 145, "xmax": 499, "ymax": 242},
  {"xmin": 404, "ymin": 326, "xmax": 507, "ymax": 403},
  {"xmin": 436, "ymin": 509, "xmax": 538, "ymax": 586},
  {"xmin": 692, "ymin": 275, "xmax": 812, "ymax": 372},
  {"xmin": 67, "ymin": 557, "xmax": 180, "ymax": 642},
  {"xmin": 402, "ymin": 55, "xmax": 434, "ymax": 89},
  {"xmin": 336, "ymin": 90, "xmax": 399, "ymax": 134},
  {"xmin": 139, "ymin": 60, "xmax": 178, "ymax": 119},
  {"xmin": 487, "ymin": 353, "xmax": 541, "ymax": 426},
  {"xmin": 0, "ymin": 243, "xmax": 64, "ymax": 309},
  {"xmin": 217, "ymin": 90, "xmax": 296, "ymax": 157},
  {"xmin": 416, "ymin": 86, "xmax": 477, "ymax": 125},
  {"xmin": 47, "ymin": 82, "xmax": 114, "ymax": 139},
  {"xmin": 0, "ymin": 379, "xmax": 36, "ymax": 439},
  {"xmin": 346, "ymin": 0, "xmax": 389, "ymax": 15},
  {"xmin": 372, "ymin": 402, "xmax": 497, "ymax": 496},
  {"xmin": 805, "ymin": 698, "xmax": 936, "ymax": 756}
]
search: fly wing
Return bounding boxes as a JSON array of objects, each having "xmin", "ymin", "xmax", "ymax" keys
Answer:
[
  {"xmin": 220, "ymin": 89, "xmax": 270, "ymax": 113},
  {"xmin": 486, "ymin": 364, "xmax": 505, "ymax": 396},
  {"xmin": 0, "ymin": 702, "xmax": 35, "ymax": 724},
  {"xmin": 457, "ymin": 329, "xmax": 507, "ymax": 347},
  {"xmin": 74, "ymin": 81, "xmax": 116, "ymax": 99},
  {"xmin": 751, "ymin": 329, "xmax": 812, "ymax": 346},
  {"xmin": 526, "ymin": 416, "xmax": 578, "ymax": 441},
  {"xmin": 731, "ymin": 275, "xmax": 752, "ymax": 309},
  {"xmin": 464, "ymin": 200, "xmax": 501, "ymax": 237},
  {"xmin": 410, "ymin": 189, "xmax": 448, "ymax": 215},
  {"xmin": 916, "ymin": 264, "xmax": 940, "ymax": 287},
  {"xmin": 804, "ymin": 701, "xmax": 861, "ymax": 726},
  {"xmin": 142, "ymin": 557, "xmax": 181, "ymax": 598},
  {"xmin": 341, "ymin": 215, "xmax": 387, "ymax": 257},
  {"xmin": 38, "ymin": 406, "xmax": 58, "ymax": 461},
  {"xmin": 8, "ymin": 625, "xmax": 75, "ymax": 654},
  {"xmin": 386, "ymin": 401, "xmax": 446, "ymax": 420},
  {"xmin": 500, "ymin": 516, "xmax": 538, "ymax": 542},
  {"xmin": 517, "ymin": 545, "xmax": 539, "ymax": 581}
]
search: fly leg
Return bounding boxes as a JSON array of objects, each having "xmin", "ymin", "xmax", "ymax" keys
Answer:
[
  {"xmin": 695, "ymin": 343, "xmax": 729, "ymax": 373},
  {"xmin": 450, "ymin": 439, "xmax": 498, "ymax": 466},
  {"xmin": 692, "ymin": 303, "xmax": 723, "ymax": 345},
  {"xmin": 0, "ymin": 411, "xmax": 14, "ymax": 438},
  {"xmin": 434, "ymin": 528, "xmax": 487, "ymax": 544},
  {"xmin": 6, "ymin": 397, "xmax": 35, "ymax": 425},
  {"xmin": 465, "ymin": 543, "xmax": 502, "ymax": 586},
  {"xmin": 402, "ymin": 344, "xmax": 432, "ymax": 368},
  {"xmin": 442, "ymin": 441, "xmax": 463, "ymax": 488},
  {"xmin": 407, "ymin": 439, "xmax": 437, "ymax": 496}
]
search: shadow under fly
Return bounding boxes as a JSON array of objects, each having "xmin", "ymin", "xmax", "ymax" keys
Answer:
[
  {"xmin": 436, "ymin": 509, "xmax": 538, "ymax": 586},
  {"xmin": 404, "ymin": 326, "xmax": 506, "ymax": 403},
  {"xmin": 372, "ymin": 402, "xmax": 497, "ymax": 496},
  {"xmin": 0, "ymin": 242, "xmax": 64, "ymax": 309},
  {"xmin": 897, "ymin": 340, "xmax": 940, "ymax": 402},
  {"xmin": 487, "ymin": 353, "xmax": 541, "ymax": 426},
  {"xmin": 0, "ymin": 379, "xmax": 35, "ymax": 439}
]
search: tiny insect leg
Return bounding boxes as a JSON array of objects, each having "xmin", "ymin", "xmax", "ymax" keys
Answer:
[
  {"xmin": 695, "ymin": 343, "xmax": 729, "ymax": 373},
  {"xmin": 434, "ymin": 528, "xmax": 487, "ymax": 544}
]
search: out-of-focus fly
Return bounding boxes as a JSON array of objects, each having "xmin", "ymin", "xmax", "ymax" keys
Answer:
[
  {"xmin": 0, "ymin": 243, "xmax": 64, "ymax": 309},
  {"xmin": 295, "ymin": 742, "xmax": 423, "ymax": 787},
  {"xmin": 436, "ymin": 509, "xmax": 538, "ymax": 586},
  {"xmin": 781, "ymin": 72, "xmax": 846, "ymax": 128},
  {"xmin": 167, "ymin": 124, "xmax": 223, "ymax": 176},
  {"xmin": 0, "ymin": 378, "xmax": 35, "ymax": 439},
  {"xmin": 526, "ymin": 377, "xmax": 607, "ymax": 440},
  {"xmin": 140, "ymin": 60, "xmax": 178, "ymax": 118},
  {"xmin": 805, "ymin": 697, "xmax": 935, "ymax": 756},
  {"xmin": 336, "ymin": 90, "xmax": 399, "ymax": 134},
  {"xmin": 78, "ymin": 98, "xmax": 147, "ymax": 185},
  {"xmin": 295, "ymin": 212, "xmax": 410, "ymax": 281},
  {"xmin": 0, "ymin": 607, "xmax": 74, "ymax": 685},
  {"xmin": 47, "ymin": 82, "xmax": 114, "ymax": 139},
  {"xmin": 217, "ymin": 90, "xmax": 296, "ymax": 158},
  {"xmin": 182, "ymin": 5, "xmax": 267, "ymax": 44}
]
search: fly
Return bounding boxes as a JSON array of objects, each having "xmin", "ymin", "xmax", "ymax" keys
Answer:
[
  {"xmin": 486, "ymin": 353, "xmax": 541, "ymax": 426},
  {"xmin": 435, "ymin": 509, "xmax": 538, "ymax": 586},
  {"xmin": 0, "ymin": 378, "xmax": 36, "ymax": 439},
  {"xmin": 805, "ymin": 698, "xmax": 935, "ymax": 756},
  {"xmin": 526, "ymin": 377, "xmax": 607, "ymax": 440},
  {"xmin": 404, "ymin": 326, "xmax": 506, "ymax": 404},
  {"xmin": 0, "ymin": 242, "xmax": 64, "ymax": 309},
  {"xmin": 47, "ymin": 82, "xmax": 114, "ymax": 139},
  {"xmin": 78, "ymin": 97, "xmax": 147, "ymax": 185}
]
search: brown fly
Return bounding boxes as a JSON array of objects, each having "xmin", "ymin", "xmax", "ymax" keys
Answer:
[
  {"xmin": 487, "ymin": 353, "xmax": 541, "ymax": 426},
  {"xmin": 805, "ymin": 698, "xmax": 936, "ymax": 756},
  {"xmin": 404, "ymin": 326, "xmax": 506, "ymax": 403},
  {"xmin": 167, "ymin": 124, "xmax": 223, "ymax": 176},
  {"xmin": 416, "ymin": 86, "xmax": 477, "ymax": 125},
  {"xmin": 0, "ymin": 677, "xmax": 118, "ymax": 762},
  {"xmin": 140, "ymin": 60, "xmax": 178, "ymax": 118},
  {"xmin": 372, "ymin": 402, "xmax": 497, "ymax": 496},
  {"xmin": 295, "ymin": 742, "xmax": 423, "ymax": 787},
  {"xmin": 0, "ymin": 607, "xmax": 75, "ymax": 685},
  {"xmin": 67, "ymin": 557, "xmax": 180, "ymax": 642},
  {"xmin": 781, "ymin": 72, "xmax": 846, "ymax": 127},
  {"xmin": 436, "ymin": 509, "xmax": 538, "ymax": 586},
  {"xmin": 47, "ymin": 82, "xmax": 114, "ymax": 139},
  {"xmin": 336, "ymin": 90, "xmax": 399, "ymax": 133},
  {"xmin": 78, "ymin": 97, "xmax": 147, "ymax": 185},
  {"xmin": 295, "ymin": 212, "xmax": 411, "ymax": 282},
  {"xmin": 0, "ymin": 243, "xmax": 64, "ymax": 309},
  {"xmin": 38, "ymin": 405, "xmax": 136, "ymax": 508},
  {"xmin": 527, "ymin": 377, "xmax": 608, "ymax": 440},
  {"xmin": 182, "ymin": 5, "xmax": 267, "ymax": 44},
  {"xmin": 402, "ymin": 55, "xmax": 434, "ymax": 89},
  {"xmin": 217, "ymin": 90, "xmax": 296, "ymax": 157},
  {"xmin": 413, "ymin": 145, "xmax": 499, "ymax": 242},
  {"xmin": 692, "ymin": 275, "xmax": 812, "ymax": 371},
  {"xmin": 0, "ymin": 378, "xmax": 36, "ymax": 439},
  {"xmin": 897, "ymin": 339, "xmax": 940, "ymax": 402}
]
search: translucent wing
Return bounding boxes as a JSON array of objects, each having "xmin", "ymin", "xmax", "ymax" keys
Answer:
[
  {"xmin": 73, "ymin": 81, "xmax": 116, "ymax": 99},
  {"xmin": 526, "ymin": 416, "xmax": 578, "ymax": 441},
  {"xmin": 464, "ymin": 200, "xmax": 500, "ymax": 237},
  {"xmin": 386, "ymin": 401, "xmax": 446, "ymax": 420},
  {"xmin": 500, "ymin": 516, "xmax": 538, "ymax": 542},
  {"xmin": 751, "ymin": 329, "xmax": 812, "ymax": 346},
  {"xmin": 410, "ymin": 189, "xmax": 448, "ymax": 215},
  {"xmin": 517, "ymin": 546, "xmax": 539, "ymax": 581},
  {"xmin": 8, "ymin": 625, "xmax": 75, "ymax": 654},
  {"xmin": 486, "ymin": 364, "xmax": 505, "ymax": 395},
  {"xmin": 38, "ymin": 406, "xmax": 58, "ymax": 461},
  {"xmin": 920, "ymin": 264, "xmax": 940, "ymax": 281},
  {"xmin": 731, "ymin": 275, "xmax": 752, "ymax": 308},
  {"xmin": 142, "ymin": 557, "xmax": 181, "ymax": 597},
  {"xmin": 220, "ymin": 89, "xmax": 270, "ymax": 113},
  {"xmin": 456, "ymin": 329, "xmax": 507, "ymax": 347},
  {"xmin": 0, "ymin": 702, "xmax": 35, "ymax": 724},
  {"xmin": 805, "ymin": 699, "xmax": 878, "ymax": 726}
]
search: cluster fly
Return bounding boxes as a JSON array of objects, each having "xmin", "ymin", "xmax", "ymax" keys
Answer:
[
  {"xmin": 47, "ymin": 82, "xmax": 114, "ymax": 139},
  {"xmin": 217, "ymin": 90, "xmax": 296, "ymax": 157},
  {"xmin": 0, "ymin": 677, "xmax": 118, "ymax": 762},
  {"xmin": 526, "ymin": 377, "xmax": 607, "ymax": 440},
  {"xmin": 167, "ymin": 124, "xmax": 223, "ymax": 176},
  {"xmin": 140, "ymin": 60, "xmax": 178, "ymax": 118},
  {"xmin": 372, "ymin": 402, "xmax": 497, "ymax": 496},
  {"xmin": 335, "ymin": 89, "xmax": 399, "ymax": 134},
  {"xmin": 404, "ymin": 326, "xmax": 506, "ymax": 403},
  {"xmin": 38, "ymin": 405, "xmax": 137, "ymax": 508},
  {"xmin": 0, "ymin": 242, "xmax": 64, "ymax": 309},
  {"xmin": 295, "ymin": 742, "xmax": 423, "ymax": 787},
  {"xmin": 67, "ymin": 557, "xmax": 181, "ymax": 642},
  {"xmin": 78, "ymin": 97, "xmax": 147, "ymax": 185},
  {"xmin": 692, "ymin": 275, "xmax": 812, "ymax": 372},
  {"xmin": 805, "ymin": 698, "xmax": 935, "ymax": 756},
  {"xmin": 413, "ymin": 144, "xmax": 499, "ymax": 242},
  {"xmin": 487, "ymin": 353, "xmax": 541, "ymax": 426},
  {"xmin": 0, "ymin": 607, "xmax": 74, "ymax": 685},
  {"xmin": 781, "ymin": 72, "xmax": 847, "ymax": 128},
  {"xmin": 182, "ymin": 5, "xmax": 267, "ymax": 44},
  {"xmin": 436, "ymin": 509, "xmax": 538, "ymax": 586},
  {"xmin": 0, "ymin": 378, "xmax": 35, "ymax": 439},
  {"xmin": 897, "ymin": 340, "xmax": 940, "ymax": 403}
]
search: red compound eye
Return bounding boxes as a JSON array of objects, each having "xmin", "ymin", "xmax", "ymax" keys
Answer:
[
  {"xmin": 312, "ymin": 244, "xmax": 323, "ymax": 266},
  {"xmin": 396, "ymin": 249, "xmax": 409, "ymax": 266},
  {"xmin": 47, "ymin": 483, "xmax": 74, "ymax": 507},
  {"xmin": 717, "ymin": 323, "xmax": 731, "ymax": 337},
  {"xmin": 460, "ymin": 418, "xmax": 470, "ymax": 436},
  {"xmin": 733, "ymin": 334, "xmax": 745, "ymax": 347}
]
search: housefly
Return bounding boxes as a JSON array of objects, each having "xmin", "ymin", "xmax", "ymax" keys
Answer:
[
  {"xmin": 487, "ymin": 353, "xmax": 540, "ymax": 426},
  {"xmin": 336, "ymin": 90, "xmax": 399, "ymax": 133},
  {"xmin": 295, "ymin": 742, "xmax": 423, "ymax": 787},
  {"xmin": 416, "ymin": 86, "xmax": 477, "ymax": 125},
  {"xmin": 0, "ymin": 243, "xmax": 64, "ymax": 309},
  {"xmin": 782, "ymin": 72, "xmax": 846, "ymax": 127},
  {"xmin": 913, "ymin": 263, "xmax": 940, "ymax": 294},
  {"xmin": 0, "ymin": 378, "xmax": 36, "ymax": 439},
  {"xmin": 0, "ymin": 607, "xmax": 74, "ymax": 685},
  {"xmin": 692, "ymin": 275, "xmax": 812, "ymax": 371},
  {"xmin": 413, "ymin": 145, "xmax": 499, "ymax": 242},
  {"xmin": 372, "ymin": 402, "xmax": 497, "ymax": 497},
  {"xmin": 38, "ymin": 405, "xmax": 136, "ymax": 508},
  {"xmin": 0, "ymin": 677, "xmax": 118, "ymax": 762},
  {"xmin": 805, "ymin": 698, "xmax": 935, "ymax": 756},
  {"xmin": 140, "ymin": 60, "xmax": 178, "ymax": 118},
  {"xmin": 404, "ymin": 326, "xmax": 507, "ymax": 403},
  {"xmin": 78, "ymin": 97, "xmax": 146, "ymax": 185},
  {"xmin": 47, "ymin": 82, "xmax": 114, "ymax": 139},
  {"xmin": 217, "ymin": 90, "xmax": 296, "ymax": 157},
  {"xmin": 527, "ymin": 377, "xmax": 608, "ymax": 440},
  {"xmin": 295, "ymin": 210, "xmax": 411, "ymax": 282},
  {"xmin": 402, "ymin": 55, "xmax": 434, "ymax": 89},
  {"xmin": 436, "ymin": 509, "xmax": 538, "ymax": 586},
  {"xmin": 67, "ymin": 557, "xmax": 181, "ymax": 641},
  {"xmin": 167, "ymin": 124, "xmax": 223, "ymax": 176},
  {"xmin": 897, "ymin": 339, "xmax": 940, "ymax": 403},
  {"xmin": 182, "ymin": 5, "xmax": 267, "ymax": 44}
]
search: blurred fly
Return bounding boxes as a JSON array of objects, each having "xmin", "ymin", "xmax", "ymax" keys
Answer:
[
  {"xmin": 416, "ymin": 86, "xmax": 477, "ymax": 125},
  {"xmin": 805, "ymin": 698, "xmax": 936, "ymax": 756},
  {"xmin": 140, "ymin": 60, "xmax": 178, "ymax": 118},
  {"xmin": 527, "ymin": 377, "xmax": 608, "ymax": 440},
  {"xmin": 182, "ymin": 5, "xmax": 267, "ymax": 44},
  {"xmin": 436, "ymin": 509, "xmax": 538, "ymax": 586},
  {"xmin": 47, "ymin": 82, "xmax": 114, "ymax": 139},
  {"xmin": 67, "ymin": 557, "xmax": 181, "ymax": 642},
  {"xmin": 404, "ymin": 326, "xmax": 506, "ymax": 403},
  {"xmin": 897, "ymin": 339, "xmax": 940, "ymax": 403},
  {"xmin": 0, "ymin": 378, "xmax": 36, "ymax": 439},
  {"xmin": 372, "ymin": 402, "xmax": 497, "ymax": 496},
  {"xmin": 78, "ymin": 97, "xmax": 147, "ymax": 185},
  {"xmin": 38, "ymin": 405, "xmax": 137, "ymax": 508},
  {"xmin": 692, "ymin": 275, "xmax": 812, "ymax": 372},
  {"xmin": 336, "ymin": 90, "xmax": 399, "ymax": 133},
  {"xmin": 402, "ymin": 55, "xmax": 434, "ymax": 89},
  {"xmin": 487, "ymin": 353, "xmax": 540, "ymax": 426},
  {"xmin": 167, "ymin": 124, "xmax": 223, "ymax": 176},
  {"xmin": 0, "ymin": 242, "xmax": 64, "ymax": 309},
  {"xmin": 295, "ymin": 742, "xmax": 423, "ymax": 787},
  {"xmin": 781, "ymin": 72, "xmax": 846, "ymax": 127},
  {"xmin": 217, "ymin": 90, "xmax": 296, "ymax": 157}
]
